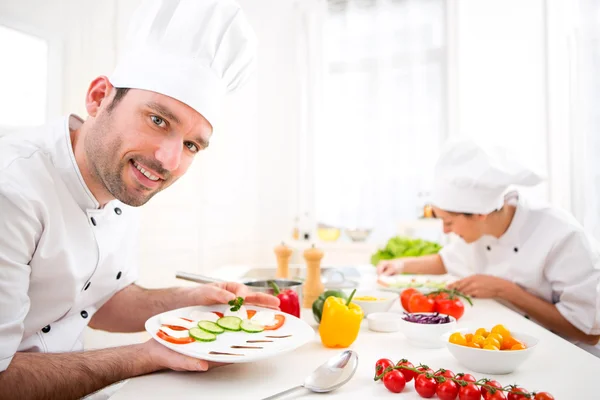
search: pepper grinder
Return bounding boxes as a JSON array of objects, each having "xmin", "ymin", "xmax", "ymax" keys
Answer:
[
  {"xmin": 302, "ymin": 244, "xmax": 325, "ymax": 308},
  {"xmin": 274, "ymin": 242, "xmax": 293, "ymax": 279}
]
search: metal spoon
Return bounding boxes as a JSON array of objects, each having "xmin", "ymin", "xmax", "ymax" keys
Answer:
[{"xmin": 261, "ymin": 350, "xmax": 359, "ymax": 400}]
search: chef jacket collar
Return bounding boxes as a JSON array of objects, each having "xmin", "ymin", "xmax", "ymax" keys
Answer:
[
  {"xmin": 482, "ymin": 192, "xmax": 526, "ymax": 250},
  {"xmin": 54, "ymin": 115, "xmax": 101, "ymax": 211}
]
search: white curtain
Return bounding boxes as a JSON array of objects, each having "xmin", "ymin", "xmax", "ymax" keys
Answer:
[
  {"xmin": 572, "ymin": 0, "xmax": 600, "ymax": 240},
  {"xmin": 310, "ymin": 0, "xmax": 446, "ymax": 242}
]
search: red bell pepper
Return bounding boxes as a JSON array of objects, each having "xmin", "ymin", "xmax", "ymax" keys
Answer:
[{"xmin": 268, "ymin": 280, "xmax": 300, "ymax": 318}]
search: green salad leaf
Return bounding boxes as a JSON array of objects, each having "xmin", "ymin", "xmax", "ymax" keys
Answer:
[{"xmin": 371, "ymin": 236, "xmax": 442, "ymax": 266}]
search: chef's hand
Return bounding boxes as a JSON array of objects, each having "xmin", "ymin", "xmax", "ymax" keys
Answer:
[
  {"xmin": 376, "ymin": 259, "xmax": 404, "ymax": 276},
  {"xmin": 144, "ymin": 338, "xmax": 226, "ymax": 372},
  {"xmin": 193, "ymin": 282, "xmax": 280, "ymax": 309},
  {"xmin": 447, "ymin": 274, "xmax": 514, "ymax": 299}
]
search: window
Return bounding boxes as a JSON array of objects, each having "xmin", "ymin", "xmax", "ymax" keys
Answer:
[
  {"xmin": 573, "ymin": 0, "xmax": 600, "ymax": 239},
  {"xmin": 0, "ymin": 24, "xmax": 49, "ymax": 129},
  {"xmin": 314, "ymin": 0, "xmax": 446, "ymax": 242}
]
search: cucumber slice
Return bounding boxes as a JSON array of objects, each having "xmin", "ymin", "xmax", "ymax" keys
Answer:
[
  {"xmin": 216, "ymin": 316, "xmax": 242, "ymax": 331},
  {"xmin": 189, "ymin": 327, "xmax": 216, "ymax": 342},
  {"xmin": 198, "ymin": 320, "xmax": 224, "ymax": 334},
  {"xmin": 240, "ymin": 319, "xmax": 264, "ymax": 333}
]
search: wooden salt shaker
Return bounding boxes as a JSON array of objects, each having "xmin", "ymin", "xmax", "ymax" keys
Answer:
[
  {"xmin": 302, "ymin": 244, "xmax": 325, "ymax": 308},
  {"xmin": 274, "ymin": 242, "xmax": 293, "ymax": 279}
]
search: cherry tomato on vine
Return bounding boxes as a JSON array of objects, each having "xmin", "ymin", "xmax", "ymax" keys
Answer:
[
  {"xmin": 396, "ymin": 360, "xmax": 416, "ymax": 382},
  {"xmin": 488, "ymin": 391, "xmax": 507, "ymax": 400},
  {"xmin": 534, "ymin": 393, "xmax": 555, "ymax": 400},
  {"xmin": 481, "ymin": 380, "xmax": 502, "ymax": 400},
  {"xmin": 374, "ymin": 358, "xmax": 394, "ymax": 379},
  {"xmin": 435, "ymin": 369, "xmax": 455, "ymax": 379},
  {"xmin": 455, "ymin": 373, "xmax": 476, "ymax": 383},
  {"xmin": 459, "ymin": 383, "xmax": 482, "ymax": 400},
  {"xmin": 437, "ymin": 379, "xmax": 460, "ymax": 400},
  {"xmin": 401, "ymin": 288, "xmax": 419, "ymax": 311},
  {"xmin": 415, "ymin": 374, "xmax": 438, "ymax": 398},
  {"xmin": 507, "ymin": 387, "xmax": 530, "ymax": 400},
  {"xmin": 409, "ymin": 293, "xmax": 436, "ymax": 313},
  {"xmin": 383, "ymin": 370, "xmax": 406, "ymax": 393},
  {"xmin": 416, "ymin": 366, "xmax": 434, "ymax": 375}
]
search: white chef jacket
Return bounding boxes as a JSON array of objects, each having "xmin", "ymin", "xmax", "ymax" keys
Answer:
[
  {"xmin": 440, "ymin": 194, "xmax": 600, "ymax": 355},
  {"xmin": 0, "ymin": 115, "xmax": 139, "ymax": 372}
]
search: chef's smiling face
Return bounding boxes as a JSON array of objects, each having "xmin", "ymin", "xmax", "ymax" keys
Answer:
[
  {"xmin": 432, "ymin": 207, "xmax": 487, "ymax": 243},
  {"xmin": 81, "ymin": 77, "xmax": 212, "ymax": 207}
]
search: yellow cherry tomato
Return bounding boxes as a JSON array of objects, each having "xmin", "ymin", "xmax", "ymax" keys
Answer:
[
  {"xmin": 483, "ymin": 337, "xmax": 501, "ymax": 349},
  {"xmin": 483, "ymin": 344, "xmax": 500, "ymax": 351},
  {"xmin": 472, "ymin": 334, "xmax": 486, "ymax": 346},
  {"xmin": 449, "ymin": 332, "xmax": 467, "ymax": 346},
  {"xmin": 491, "ymin": 324, "xmax": 511, "ymax": 339},
  {"xmin": 465, "ymin": 333, "xmax": 474, "ymax": 342},
  {"xmin": 488, "ymin": 333, "xmax": 504, "ymax": 346},
  {"xmin": 511, "ymin": 343, "xmax": 527, "ymax": 350},
  {"xmin": 467, "ymin": 342, "xmax": 481, "ymax": 349},
  {"xmin": 475, "ymin": 328, "xmax": 489, "ymax": 338}
]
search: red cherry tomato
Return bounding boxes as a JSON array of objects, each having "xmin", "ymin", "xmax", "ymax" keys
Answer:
[
  {"xmin": 436, "ymin": 297, "xmax": 465, "ymax": 320},
  {"xmin": 434, "ymin": 369, "xmax": 455, "ymax": 379},
  {"xmin": 374, "ymin": 358, "xmax": 394, "ymax": 379},
  {"xmin": 456, "ymin": 373, "xmax": 476, "ymax": 383},
  {"xmin": 383, "ymin": 370, "xmax": 406, "ymax": 393},
  {"xmin": 459, "ymin": 383, "xmax": 482, "ymax": 400},
  {"xmin": 507, "ymin": 387, "xmax": 530, "ymax": 400},
  {"xmin": 437, "ymin": 380, "xmax": 460, "ymax": 400},
  {"xmin": 488, "ymin": 391, "xmax": 507, "ymax": 400},
  {"xmin": 534, "ymin": 393, "xmax": 555, "ymax": 400},
  {"xmin": 409, "ymin": 293, "xmax": 436, "ymax": 313},
  {"xmin": 481, "ymin": 380, "xmax": 502, "ymax": 400},
  {"xmin": 416, "ymin": 366, "xmax": 434, "ymax": 375},
  {"xmin": 414, "ymin": 374, "xmax": 438, "ymax": 398},
  {"xmin": 401, "ymin": 288, "xmax": 419, "ymax": 311},
  {"xmin": 396, "ymin": 360, "xmax": 416, "ymax": 382}
]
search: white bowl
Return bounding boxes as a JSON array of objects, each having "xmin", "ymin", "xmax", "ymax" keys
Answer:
[
  {"xmin": 367, "ymin": 312, "xmax": 403, "ymax": 332},
  {"xmin": 444, "ymin": 328, "xmax": 539, "ymax": 374},
  {"xmin": 352, "ymin": 291, "xmax": 398, "ymax": 317},
  {"xmin": 399, "ymin": 312, "xmax": 457, "ymax": 348}
]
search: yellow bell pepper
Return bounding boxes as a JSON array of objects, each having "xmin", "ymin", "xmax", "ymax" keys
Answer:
[{"xmin": 318, "ymin": 289, "xmax": 363, "ymax": 348}]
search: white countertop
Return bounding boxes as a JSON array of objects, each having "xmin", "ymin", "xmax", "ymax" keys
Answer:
[{"xmin": 111, "ymin": 268, "xmax": 600, "ymax": 399}]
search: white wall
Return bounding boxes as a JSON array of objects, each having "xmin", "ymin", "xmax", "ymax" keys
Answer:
[{"xmin": 1, "ymin": 0, "xmax": 576, "ymax": 288}]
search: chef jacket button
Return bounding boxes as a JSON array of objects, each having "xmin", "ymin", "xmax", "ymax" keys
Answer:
[
  {"xmin": 84, "ymin": 282, "xmax": 91, "ymax": 291},
  {"xmin": 114, "ymin": 207, "xmax": 122, "ymax": 215},
  {"xmin": 42, "ymin": 325, "xmax": 51, "ymax": 333},
  {"xmin": 91, "ymin": 217, "xmax": 97, "ymax": 226},
  {"xmin": 486, "ymin": 246, "xmax": 491, "ymax": 251},
  {"xmin": 514, "ymin": 247, "xmax": 519, "ymax": 253},
  {"xmin": 81, "ymin": 310, "xmax": 88, "ymax": 319},
  {"xmin": 116, "ymin": 271, "xmax": 122, "ymax": 280}
]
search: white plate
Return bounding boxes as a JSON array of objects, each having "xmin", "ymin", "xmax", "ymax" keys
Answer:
[
  {"xmin": 377, "ymin": 274, "xmax": 452, "ymax": 294},
  {"xmin": 145, "ymin": 304, "xmax": 315, "ymax": 363}
]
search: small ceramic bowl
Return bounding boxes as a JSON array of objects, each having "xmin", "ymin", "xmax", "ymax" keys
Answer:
[
  {"xmin": 444, "ymin": 328, "xmax": 539, "ymax": 374},
  {"xmin": 352, "ymin": 291, "xmax": 397, "ymax": 317},
  {"xmin": 366, "ymin": 312, "xmax": 403, "ymax": 332},
  {"xmin": 399, "ymin": 312, "xmax": 457, "ymax": 348}
]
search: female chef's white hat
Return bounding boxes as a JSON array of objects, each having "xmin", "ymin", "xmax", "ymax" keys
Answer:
[
  {"xmin": 431, "ymin": 139, "xmax": 544, "ymax": 214},
  {"xmin": 109, "ymin": 0, "xmax": 257, "ymax": 130}
]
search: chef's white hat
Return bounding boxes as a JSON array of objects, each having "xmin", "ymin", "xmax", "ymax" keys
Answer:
[
  {"xmin": 109, "ymin": 0, "xmax": 257, "ymax": 129},
  {"xmin": 431, "ymin": 139, "xmax": 544, "ymax": 214}
]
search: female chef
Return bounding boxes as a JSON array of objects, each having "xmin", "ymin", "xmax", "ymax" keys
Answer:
[{"xmin": 377, "ymin": 140, "xmax": 600, "ymax": 355}]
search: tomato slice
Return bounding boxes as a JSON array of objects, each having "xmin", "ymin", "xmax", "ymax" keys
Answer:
[
  {"xmin": 212, "ymin": 311, "xmax": 224, "ymax": 318},
  {"xmin": 247, "ymin": 309, "xmax": 257, "ymax": 319},
  {"xmin": 181, "ymin": 318, "xmax": 193, "ymax": 322},
  {"xmin": 163, "ymin": 325, "xmax": 188, "ymax": 331},
  {"xmin": 263, "ymin": 314, "xmax": 285, "ymax": 330},
  {"xmin": 157, "ymin": 329, "xmax": 194, "ymax": 344}
]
